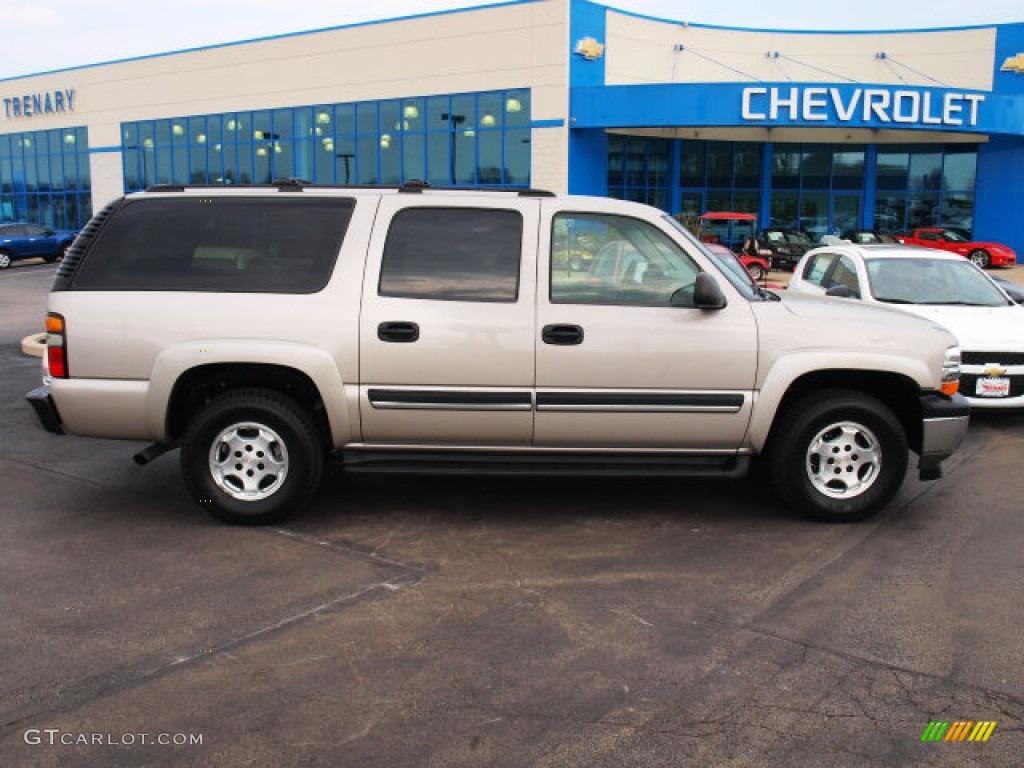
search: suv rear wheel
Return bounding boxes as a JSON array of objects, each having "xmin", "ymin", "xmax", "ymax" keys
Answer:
[
  {"xmin": 768, "ymin": 389, "xmax": 908, "ymax": 522},
  {"xmin": 181, "ymin": 388, "xmax": 324, "ymax": 525}
]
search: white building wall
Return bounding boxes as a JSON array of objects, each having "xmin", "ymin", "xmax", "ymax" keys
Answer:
[
  {"xmin": 606, "ymin": 12, "xmax": 997, "ymax": 91},
  {"xmin": 0, "ymin": 0, "xmax": 572, "ymax": 204}
]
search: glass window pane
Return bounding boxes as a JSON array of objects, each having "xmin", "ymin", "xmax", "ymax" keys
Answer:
[
  {"xmin": 479, "ymin": 92, "xmax": 503, "ymax": 129},
  {"xmin": 379, "ymin": 133, "xmax": 400, "ymax": 185},
  {"xmin": 772, "ymin": 147, "xmax": 800, "ymax": 189},
  {"xmin": 426, "ymin": 132, "xmax": 450, "ymax": 185},
  {"xmin": 679, "ymin": 140, "xmax": 704, "ymax": 187},
  {"xmin": 504, "ymin": 90, "xmax": 529, "ymax": 127},
  {"xmin": 477, "ymin": 131, "xmax": 501, "ymax": 184},
  {"xmin": 801, "ymin": 149, "xmax": 830, "ymax": 188},
  {"xmin": 800, "ymin": 190, "xmax": 829, "ymax": 241},
  {"xmin": 453, "ymin": 129, "xmax": 475, "ymax": 184},
  {"xmin": 354, "ymin": 135, "xmax": 375, "ymax": 184},
  {"xmin": 380, "ymin": 208, "xmax": 522, "ymax": 302},
  {"xmin": 707, "ymin": 143, "xmax": 732, "ymax": 187},
  {"xmin": 907, "ymin": 192, "xmax": 939, "ymax": 228},
  {"xmin": 733, "ymin": 143, "xmax": 761, "ymax": 188},
  {"xmin": 403, "ymin": 132, "xmax": 425, "ymax": 182},
  {"xmin": 504, "ymin": 128, "xmax": 530, "ymax": 186},
  {"xmin": 943, "ymin": 149, "xmax": 976, "ymax": 192},
  {"xmin": 334, "ymin": 136, "xmax": 356, "ymax": 185},
  {"xmin": 356, "ymin": 103, "xmax": 377, "ymax": 135},
  {"xmin": 909, "ymin": 151, "xmax": 942, "ymax": 189},
  {"xmin": 832, "ymin": 148, "xmax": 864, "ymax": 190},
  {"xmin": 876, "ymin": 150, "xmax": 909, "ymax": 191}
]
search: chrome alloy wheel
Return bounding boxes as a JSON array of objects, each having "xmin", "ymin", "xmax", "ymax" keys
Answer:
[
  {"xmin": 208, "ymin": 421, "xmax": 289, "ymax": 501},
  {"xmin": 805, "ymin": 420, "xmax": 882, "ymax": 500}
]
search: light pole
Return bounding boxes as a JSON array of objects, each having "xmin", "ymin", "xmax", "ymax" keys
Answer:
[{"xmin": 440, "ymin": 112, "xmax": 465, "ymax": 184}]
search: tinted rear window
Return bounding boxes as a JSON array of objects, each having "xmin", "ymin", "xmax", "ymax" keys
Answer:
[
  {"xmin": 72, "ymin": 197, "xmax": 353, "ymax": 292},
  {"xmin": 378, "ymin": 207, "xmax": 522, "ymax": 302}
]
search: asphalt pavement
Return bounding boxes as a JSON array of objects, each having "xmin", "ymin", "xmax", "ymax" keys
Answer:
[{"xmin": 1, "ymin": 259, "xmax": 1022, "ymax": 767}]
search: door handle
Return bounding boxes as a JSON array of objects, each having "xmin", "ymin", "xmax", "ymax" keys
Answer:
[
  {"xmin": 377, "ymin": 321, "xmax": 420, "ymax": 343},
  {"xmin": 542, "ymin": 324, "xmax": 584, "ymax": 346}
]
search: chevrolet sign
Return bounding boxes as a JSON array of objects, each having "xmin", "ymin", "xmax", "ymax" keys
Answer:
[{"xmin": 742, "ymin": 86, "xmax": 985, "ymax": 128}]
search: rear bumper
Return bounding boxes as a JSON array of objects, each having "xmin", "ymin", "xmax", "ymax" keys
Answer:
[
  {"xmin": 25, "ymin": 385, "xmax": 64, "ymax": 435},
  {"xmin": 918, "ymin": 393, "xmax": 969, "ymax": 471}
]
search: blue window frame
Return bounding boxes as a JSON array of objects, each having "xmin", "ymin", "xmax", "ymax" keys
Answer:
[
  {"xmin": 0, "ymin": 126, "xmax": 91, "ymax": 229},
  {"xmin": 122, "ymin": 89, "xmax": 531, "ymax": 193},
  {"xmin": 873, "ymin": 144, "xmax": 977, "ymax": 234}
]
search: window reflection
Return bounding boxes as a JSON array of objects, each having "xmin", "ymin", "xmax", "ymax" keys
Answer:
[
  {"xmin": 120, "ymin": 89, "xmax": 531, "ymax": 193},
  {"xmin": 1, "ymin": 126, "xmax": 92, "ymax": 229}
]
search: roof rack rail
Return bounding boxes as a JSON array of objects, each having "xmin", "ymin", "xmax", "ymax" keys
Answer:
[
  {"xmin": 397, "ymin": 179, "xmax": 554, "ymax": 197},
  {"xmin": 144, "ymin": 184, "xmax": 186, "ymax": 192}
]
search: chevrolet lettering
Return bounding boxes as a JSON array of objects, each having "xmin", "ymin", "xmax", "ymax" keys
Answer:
[{"xmin": 741, "ymin": 86, "xmax": 984, "ymax": 127}]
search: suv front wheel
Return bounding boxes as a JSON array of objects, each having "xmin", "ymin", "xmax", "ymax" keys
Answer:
[
  {"xmin": 181, "ymin": 388, "xmax": 324, "ymax": 525},
  {"xmin": 768, "ymin": 389, "xmax": 908, "ymax": 522}
]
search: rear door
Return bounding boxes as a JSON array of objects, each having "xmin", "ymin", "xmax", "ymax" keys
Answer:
[{"xmin": 358, "ymin": 195, "xmax": 539, "ymax": 446}]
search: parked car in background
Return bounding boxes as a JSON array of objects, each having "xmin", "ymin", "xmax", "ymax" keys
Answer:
[
  {"xmin": 896, "ymin": 227, "xmax": 1017, "ymax": 269},
  {"xmin": 789, "ymin": 243, "xmax": 1024, "ymax": 409},
  {"xmin": 0, "ymin": 222, "xmax": 78, "ymax": 269},
  {"xmin": 755, "ymin": 228, "xmax": 814, "ymax": 270},
  {"xmin": 839, "ymin": 229, "xmax": 900, "ymax": 245},
  {"xmin": 704, "ymin": 241, "xmax": 774, "ymax": 284}
]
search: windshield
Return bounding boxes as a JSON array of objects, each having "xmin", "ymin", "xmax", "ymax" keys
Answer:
[
  {"xmin": 664, "ymin": 215, "xmax": 757, "ymax": 299},
  {"xmin": 942, "ymin": 229, "xmax": 969, "ymax": 243},
  {"xmin": 866, "ymin": 258, "xmax": 1010, "ymax": 307}
]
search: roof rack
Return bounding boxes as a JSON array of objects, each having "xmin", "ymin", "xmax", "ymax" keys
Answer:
[{"xmin": 141, "ymin": 180, "xmax": 555, "ymax": 197}]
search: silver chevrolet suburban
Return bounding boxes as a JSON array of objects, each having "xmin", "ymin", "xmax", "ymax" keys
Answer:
[{"xmin": 27, "ymin": 181, "xmax": 969, "ymax": 525}]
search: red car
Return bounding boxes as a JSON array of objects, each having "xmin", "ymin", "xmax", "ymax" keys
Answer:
[
  {"xmin": 696, "ymin": 212, "xmax": 772, "ymax": 280},
  {"xmin": 897, "ymin": 228, "xmax": 1017, "ymax": 269}
]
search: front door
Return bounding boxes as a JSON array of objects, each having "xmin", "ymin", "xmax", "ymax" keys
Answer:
[{"xmin": 535, "ymin": 201, "xmax": 758, "ymax": 450}]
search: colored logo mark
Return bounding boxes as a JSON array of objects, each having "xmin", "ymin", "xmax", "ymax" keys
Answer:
[
  {"xmin": 1001, "ymin": 54, "xmax": 1024, "ymax": 74},
  {"xmin": 921, "ymin": 721, "xmax": 997, "ymax": 742}
]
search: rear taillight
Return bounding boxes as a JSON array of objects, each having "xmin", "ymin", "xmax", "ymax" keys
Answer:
[{"xmin": 45, "ymin": 313, "xmax": 68, "ymax": 378}]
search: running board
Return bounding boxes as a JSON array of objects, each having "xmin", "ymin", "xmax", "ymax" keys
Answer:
[{"xmin": 341, "ymin": 450, "xmax": 750, "ymax": 478}]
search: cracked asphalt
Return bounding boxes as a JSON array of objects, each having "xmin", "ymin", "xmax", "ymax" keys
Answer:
[{"xmin": 1, "ymin": 261, "xmax": 1022, "ymax": 767}]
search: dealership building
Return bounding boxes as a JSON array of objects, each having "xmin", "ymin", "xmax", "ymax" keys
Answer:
[{"xmin": 2, "ymin": 0, "xmax": 1023, "ymax": 252}]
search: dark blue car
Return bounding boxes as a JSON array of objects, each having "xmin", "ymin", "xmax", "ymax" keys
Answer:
[{"xmin": 0, "ymin": 222, "xmax": 78, "ymax": 269}]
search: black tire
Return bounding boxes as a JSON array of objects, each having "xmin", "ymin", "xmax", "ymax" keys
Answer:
[
  {"xmin": 968, "ymin": 249, "xmax": 990, "ymax": 269},
  {"xmin": 746, "ymin": 263, "xmax": 766, "ymax": 281},
  {"xmin": 181, "ymin": 388, "xmax": 324, "ymax": 525},
  {"xmin": 768, "ymin": 389, "xmax": 908, "ymax": 523}
]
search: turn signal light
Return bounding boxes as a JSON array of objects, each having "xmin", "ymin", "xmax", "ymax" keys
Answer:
[
  {"xmin": 45, "ymin": 312, "xmax": 68, "ymax": 379},
  {"xmin": 940, "ymin": 380, "xmax": 959, "ymax": 396}
]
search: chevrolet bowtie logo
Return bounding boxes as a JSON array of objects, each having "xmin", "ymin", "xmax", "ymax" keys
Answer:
[
  {"xmin": 1001, "ymin": 53, "xmax": 1024, "ymax": 73},
  {"xmin": 575, "ymin": 37, "xmax": 605, "ymax": 61}
]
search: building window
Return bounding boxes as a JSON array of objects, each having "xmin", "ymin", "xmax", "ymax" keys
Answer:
[
  {"xmin": 607, "ymin": 136, "xmax": 670, "ymax": 211},
  {"xmin": 873, "ymin": 145, "xmax": 977, "ymax": 234},
  {"xmin": 767, "ymin": 143, "xmax": 866, "ymax": 240},
  {"xmin": 0, "ymin": 127, "xmax": 91, "ymax": 229},
  {"xmin": 121, "ymin": 89, "xmax": 531, "ymax": 193},
  {"xmin": 674, "ymin": 140, "xmax": 761, "ymax": 242}
]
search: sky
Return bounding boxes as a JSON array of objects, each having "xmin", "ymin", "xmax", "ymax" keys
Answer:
[{"xmin": 1, "ymin": 0, "xmax": 1022, "ymax": 81}]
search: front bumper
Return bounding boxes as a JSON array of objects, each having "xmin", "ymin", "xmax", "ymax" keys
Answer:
[
  {"xmin": 25, "ymin": 385, "xmax": 64, "ymax": 435},
  {"xmin": 917, "ymin": 393, "xmax": 969, "ymax": 473}
]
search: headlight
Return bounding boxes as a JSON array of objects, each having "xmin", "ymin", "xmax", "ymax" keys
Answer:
[{"xmin": 941, "ymin": 345, "xmax": 961, "ymax": 396}]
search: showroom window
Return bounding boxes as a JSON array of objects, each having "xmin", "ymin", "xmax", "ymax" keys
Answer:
[
  {"xmin": 607, "ymin": 136, "xmax": 671, "ymax": 212},
  {"xmin": 873, "ymin": 145, "xmax": 977, "ymax": 234},
  {"xmin": 768, "ymin": 143, "xmax": 865, "ymax": 241},
  {"xmin": 0, "ymin": 127, "xmax": 91, "ymax": 230},
  {"xmin": 676, "ymin": 140, "xmax": 762, "ymax": 229},
  {"xmin": 121, "ymin": 89, "xmax": 531, "ymax": 192}
]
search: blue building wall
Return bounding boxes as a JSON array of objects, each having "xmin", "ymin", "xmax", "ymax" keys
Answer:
[{"xmin": 566, "ymin": 6, "xmax": 1024, "ymax": 255}]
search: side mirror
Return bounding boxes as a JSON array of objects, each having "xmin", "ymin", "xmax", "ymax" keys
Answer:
[
  {"xmin": 825, "ymin": 284, "xmax": 860, "ymax": 299},
  {"xmin": 691, "ymin": 272, "xmax": 727, "ymax": 310}
]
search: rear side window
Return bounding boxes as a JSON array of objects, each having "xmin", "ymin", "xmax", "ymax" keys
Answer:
[
  {"xmin": 72, "ymin": 197, "xmax": 353, "ymax": 293},
  {"xmin": 379, "ymin": 208, "xmax": 522, "ymax": 302}
]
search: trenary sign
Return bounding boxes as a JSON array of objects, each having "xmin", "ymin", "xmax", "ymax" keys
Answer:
[
  {"xmin": 741, "ymin": 86, "xmax": 985, "ymax": 128},
  {"xmin": 3, "ymin": 89, "xmax": 76, "ymax": 119}
]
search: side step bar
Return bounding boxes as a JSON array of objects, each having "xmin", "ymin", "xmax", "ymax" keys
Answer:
[{"xmin": 341, "ymin": 450, "xmax": 750, "ymax": 478}]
